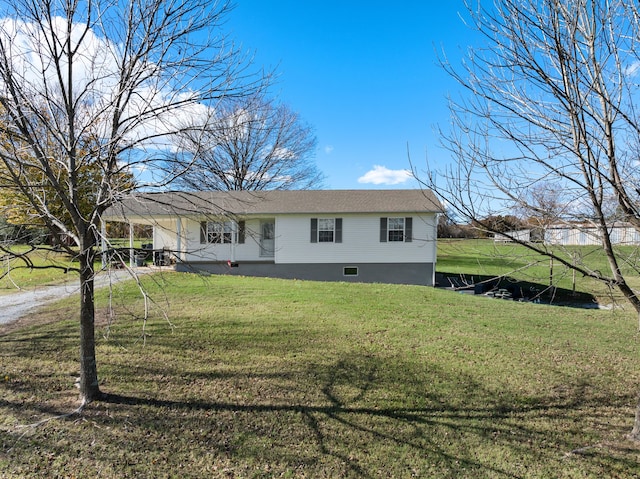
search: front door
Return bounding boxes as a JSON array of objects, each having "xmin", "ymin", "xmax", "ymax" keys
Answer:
[{"xmin": 260, "ymin": 221, "xmax": 275, "ymax": 257}]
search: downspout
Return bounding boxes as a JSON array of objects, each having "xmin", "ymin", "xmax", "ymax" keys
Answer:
[{"xmin": 230, "ymin": 220, "xmax": 237, "ymax": 263}]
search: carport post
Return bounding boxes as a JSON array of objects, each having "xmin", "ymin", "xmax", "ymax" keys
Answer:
[
  {"xmin": 100, "ymin": 219, "xmax": 107, "ymax": 268},
  {"xmin": 129, "ymin": 222, "xmax": 134, "ymax": 268},
  {"xmin": 176, "ymin": 218, "xmax": 182, "ymax": 263}
]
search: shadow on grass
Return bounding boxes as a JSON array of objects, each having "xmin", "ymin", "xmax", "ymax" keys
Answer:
[
  {"xmin": 96, "ymin": 393, "xmax": 519, "ymax": 478},
  {"xmin": 1, "ymin": 311, "xmax": 637, "ymax": 477},
  {"xmin": 96, "ymin": 361, "xmax": 635, "ymax": 478},
  {"xmin": 2, "ymin": 353, "xmax": 635, "ymax": 478}
]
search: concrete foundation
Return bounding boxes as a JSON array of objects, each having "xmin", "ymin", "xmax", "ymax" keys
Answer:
[{"xmin": 174, "ymin": 261, "xmax": 435, "ymax": 286}]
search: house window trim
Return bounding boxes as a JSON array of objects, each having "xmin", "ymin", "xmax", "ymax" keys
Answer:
[
  {"xmin": 310, "ymin": 218, "xmax": 342, "ymax": 243},
  {"xmin": 380, "ymin": 217, "xmax": 413, "ymax": 243},
  {"xmin": 318, "ymin": 218, "xmax": 335, "ymax": 243},
  {"xmin": 200, "ymin": 220, "xmax": 245, "ymax": 245}
]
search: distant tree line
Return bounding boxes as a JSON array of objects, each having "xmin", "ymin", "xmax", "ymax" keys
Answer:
[
  {"xmin": 438, "ymin": 214, "xmax": 523, "ymax": 238},
  {"xmin": 0, "ymin": 213, "xmax": 152, "ymax": 246},
  {"xmin": 0, "ymin": 215, "xmax": 47, "ymax": 244}
]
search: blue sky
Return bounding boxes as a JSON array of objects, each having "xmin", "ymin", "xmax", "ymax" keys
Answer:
[{"xmin": 226, "ymin": 1, "xmax": 477, "ymax": 190}]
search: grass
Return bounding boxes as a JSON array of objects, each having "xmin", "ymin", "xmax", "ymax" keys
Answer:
[
  {"xmin": 1, "ymin": 272, "xmax": 639, "ymax": 478},
  {"xmin": 0, "ymin": 246, "xmax": 79, "ymax": 293}
]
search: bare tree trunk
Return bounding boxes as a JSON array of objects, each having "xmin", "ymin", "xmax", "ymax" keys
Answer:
[
  {"xmin": 78, "ymin": 246, "xmax": 100, "ymax": 404},
  {"xmin": 630, "ymin": 388, "xmax": 640, "ymax": 441},
  {"xmin": 633, "ymin": 311, "xmax": 640, "ymax": 441},
  {"xmin": 0, "ymin": 0, "xmax": 264, "ymax": 406},
  {"xmin": 428, "ymin": 0, "xmax": 640, "ymax": 442},
  {"xmin": 597, "ymin": 241, "xmax": 640, "ymax": 441}
]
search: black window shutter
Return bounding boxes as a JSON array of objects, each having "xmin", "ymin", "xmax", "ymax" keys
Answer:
[
  {"xmin": 200, "ymin": 222, "xmax": 207, "ymax": 244},
  {"xmin": 238, "ymin": 220, "xmax": 245, "ymax": 244},
  {"xmin": 310, "ymin": 218, "xmax": 318, "ymax": 243},
  {"xmin": 380, "ymin": 217, "xmax": 387, "ymax": 242},
  {"xmin": 335, "ymin": 218, "xmax": 342, "ymax": 243},
  {"xmin": 405, "ymin": 217, "xmax": 413, "ymax": 242}
]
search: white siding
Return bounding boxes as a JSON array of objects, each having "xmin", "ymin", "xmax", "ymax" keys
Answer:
[
  {"xmin": 150, "ymin": 213, "xmax": 438, "ymax": 265},
  {"xmin": 180, "ymin": 218, "xmax": 269, "ymax": 262},
  {"xmin": 275, "ymin": 213, "xmax": 437, "ymax": 264},
  {"xmin": 153, "ymin": 219, "xmax": 179, "ymax": 251}
]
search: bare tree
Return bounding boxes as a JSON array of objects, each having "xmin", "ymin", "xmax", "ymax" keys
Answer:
[
  {"xmin": 420, "ymin": 0, "xmax": 640, "ymax": 440},
  {"xmin": 0, "ymin": 0, "xmax": 263, "ymax": 405},
  {"xmin": 172, "ymin": 94, "xmax": 322, "ymax": 191}
]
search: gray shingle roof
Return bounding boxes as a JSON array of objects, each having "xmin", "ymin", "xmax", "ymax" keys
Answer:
[{"xmin": 104, "ymin": 189, "xmax": 443, "ymax": 220}]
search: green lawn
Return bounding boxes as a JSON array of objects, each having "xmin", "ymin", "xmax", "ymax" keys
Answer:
[
  {"xmin": 1, "ymin": 272, "xmax": 639, "ymax": 478},
  {"xmin": 0, "ymin": 246, "xmax": 80, "ymax": 292}
]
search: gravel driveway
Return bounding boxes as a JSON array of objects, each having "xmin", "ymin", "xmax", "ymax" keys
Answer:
[{"xmin": 0, "ymin": 269, "xmax": 141, "ymax": 325}]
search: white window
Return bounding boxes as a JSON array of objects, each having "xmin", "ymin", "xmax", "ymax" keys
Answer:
[
  {"xmin": 387, "ymin": 217, "xmax": 405, "ymax": 242},
  {"xmin": 380, "ymin": 217, "xmax": 413, "ymax": 243},
  {"xmin": 318, "ymin": 218, "xmax": 335, "ymax": 243},
  {"xmin": 205, "ymin": 221, "xmax": 233, "ymax": 244},
  {"xmin": 310, "ymin": 218, "xmax": 343, "ymax": 243}
]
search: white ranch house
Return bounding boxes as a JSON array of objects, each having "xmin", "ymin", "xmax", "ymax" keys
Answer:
[{"xmin": 103, "ymin": 189, "xmax": 443, "ymax": 286}]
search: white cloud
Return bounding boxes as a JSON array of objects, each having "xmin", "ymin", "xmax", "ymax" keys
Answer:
[
  {"xmin": 324, "ymin": 145, "xmax": 334, "ymax": 154},
  {"xmin": 625, "ymin": 61, "xmax": 640, "ymax": 77},
  {"xmin": 0, "ymin": 15, "xmax": 212, "ymax": 152},
  {"xmin": 357, "ymin": 165, "xmax": 412, "ymax": 185}
]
